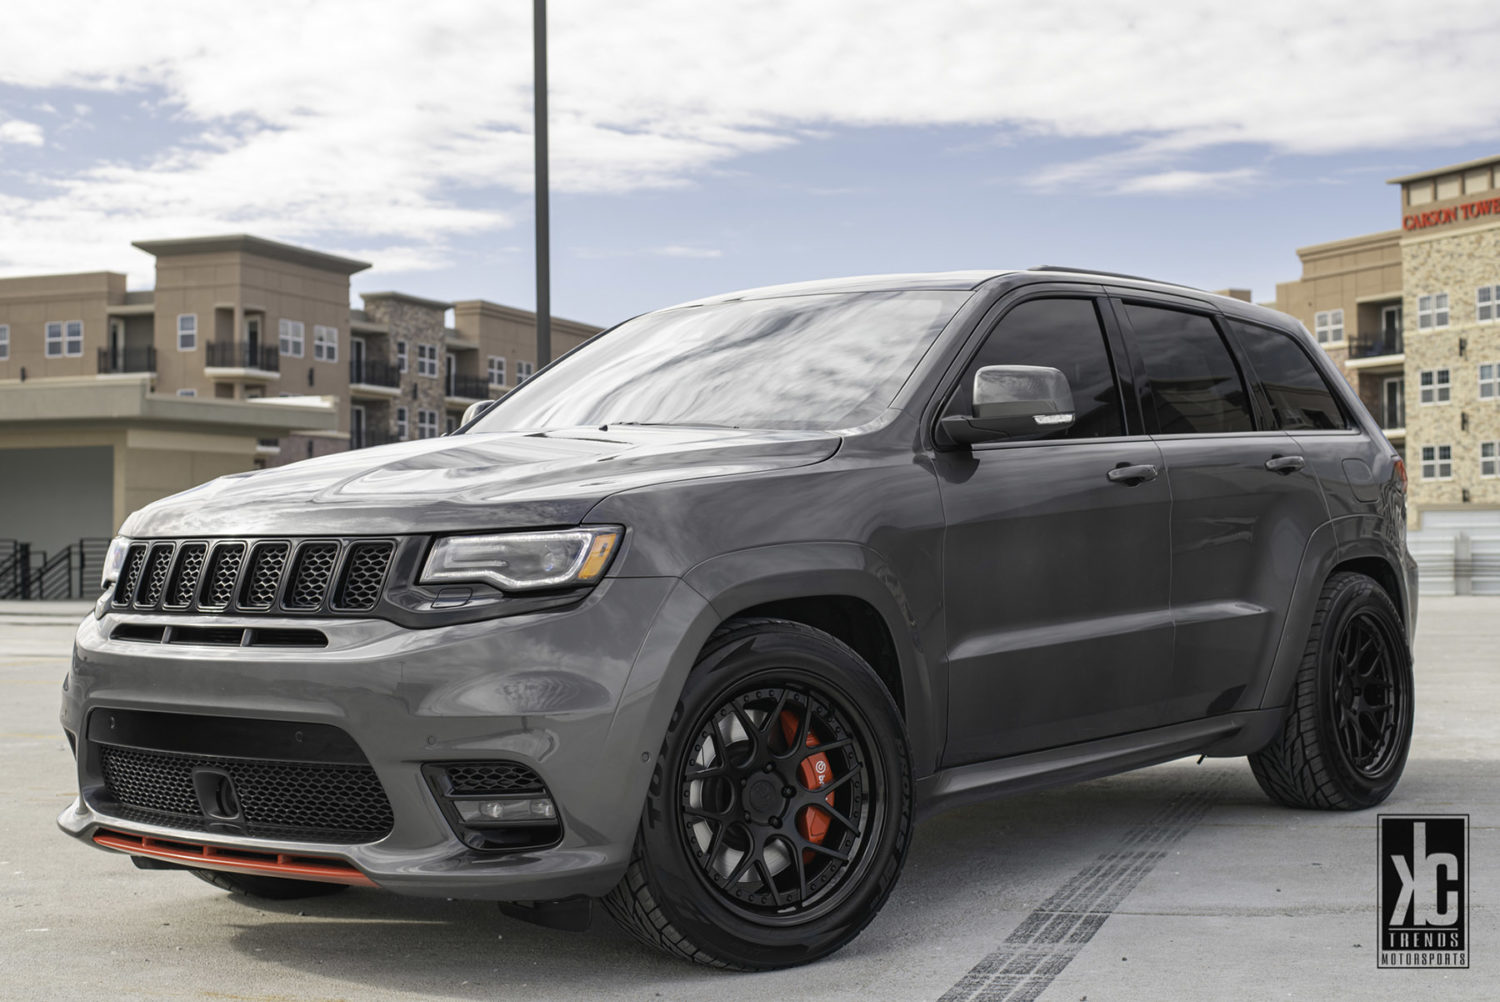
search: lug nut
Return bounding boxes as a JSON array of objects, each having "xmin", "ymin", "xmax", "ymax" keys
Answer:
[{"xmin": 782, "ymin": 786, "xmax": 795, "ymax": 797}]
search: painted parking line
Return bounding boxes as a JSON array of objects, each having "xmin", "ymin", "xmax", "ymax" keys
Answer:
[{"xmin": 939, "ymin": 781, "xmax": 1224, "ymax": 1002}]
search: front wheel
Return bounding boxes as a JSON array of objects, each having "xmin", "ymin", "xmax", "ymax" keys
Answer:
[
  {"xmin": 1250, "ymin": 572, "xmax": 1413, "ymax": 810},
  {"xmin": 603, "ymin": 618, "xmax": 913, "ymax": 969}
]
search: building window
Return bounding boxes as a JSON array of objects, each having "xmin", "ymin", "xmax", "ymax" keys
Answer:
[
  {"xmin": 1418, "ymin": 368, "xmax": 1451, "ymax": 404},
  {"xmin": 396, "ymin": 340, "xmax": 408, "ymax": 373},
  {"xmin": 313, "ymin": 324, "xmax": 339, "ymax": 362},
  {"xmin": 45, "ymin": 321, "xmax": 83, "ymax": 357},
  {"xmin": 516, "ymin": 360, "xmax": 534, "ymax": 383},
  {"xmin": 1482, "ymin": 441, "xmax": 1499, "ymax": 478},
  {"xmin": 176, "ymin": 388, "xmax": 197, "ymax": 398},
  {"xmin": 487, "ymin": 355, "xmax": 506, "ymax": 386},
  {"xmin": 1421, "ymin": 445, "xmax": 1453, "ymax": 480},
  {"xmin": 1417, "ymin": 293, "xmax": 1450, "ymax": 330},
  {"xmin": 417, "ymin": 408, "xmax": 438, "ymax": 439},
  {"xmin": 417, "ymin": 343, "xmax": 438, "ymax": 378},
  {"xmin": 279, "ymin": 319, "xmax": 305, "ymax": 357},
  {"xmin": 177, "ymin": 314, "xmax": 197, "ymax": 351},
  {"xmin": 1481, "ymin": 362, "xmax": 1499, "ymax": 400},
  {"xmin": 0, "ymin": 324, "xmax": 8, "ymax": 361},
  {"xmin": 1478, "ymin": 285, "xmax": 1500, "ymax": 323},
  {"xmin": 446, "ymin": 414, "xmax": 457, "ymax": 434},
  {"xmin": 1313, "ymin": 309, "xmax": 1344, "ymax": 344},
  {"xmin": 396, "ymin": 406, "xmax": 408, "ymax": 440}
]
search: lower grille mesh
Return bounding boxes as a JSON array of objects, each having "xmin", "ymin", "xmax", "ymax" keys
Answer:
[{"xmin": 97, "ymin": 744, "xmax": 394, "ymax": 843}]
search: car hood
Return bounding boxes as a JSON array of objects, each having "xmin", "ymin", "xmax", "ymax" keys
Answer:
[{"xmin": 121, "ymin": 426, "xmax": 841, "ymax": 538}]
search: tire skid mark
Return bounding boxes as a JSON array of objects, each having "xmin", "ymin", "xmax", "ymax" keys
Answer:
[{"xmin": 938, "ymin": 780, "xmax": 1224, "ymax": 1002}]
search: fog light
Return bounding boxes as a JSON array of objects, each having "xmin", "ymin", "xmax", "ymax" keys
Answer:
[{"xmin": 455, "ymin": 797, "xmax": 556, "ymax": 823}]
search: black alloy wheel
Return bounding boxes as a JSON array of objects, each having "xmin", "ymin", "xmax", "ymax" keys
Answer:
[
  {"xmin": 1250, "ymin": 572, "xmax": 1414, "ymax": 810},
  {"xmin": 604, "ymin": 617, "xmax": 913, "ymax": 969}
]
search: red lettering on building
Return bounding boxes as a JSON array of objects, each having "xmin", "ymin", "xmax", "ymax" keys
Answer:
[{"xmin": 1406, "ymin": 194, "xmax": 1500, "ymax": 231}]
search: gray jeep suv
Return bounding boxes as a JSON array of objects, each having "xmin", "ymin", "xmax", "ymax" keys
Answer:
[{"xmin": 59, "ymin": 268, "xmax": 1417, "ymax": 969}]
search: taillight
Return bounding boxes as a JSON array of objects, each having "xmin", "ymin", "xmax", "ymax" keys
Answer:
[{"xmin": 1393, "ymin": 456, "xmax": 1407, "ymax": 493}]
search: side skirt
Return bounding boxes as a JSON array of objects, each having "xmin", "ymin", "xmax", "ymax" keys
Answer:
[{"xmin": 915, "ymin": 709, "xmax": 1283, "ymax": 822}]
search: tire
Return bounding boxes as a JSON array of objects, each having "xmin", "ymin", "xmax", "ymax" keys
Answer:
[
  {"xmin": 1249, "ymin": 572, "xmax": 1413, "ymax": 810},
  {"xmin": 191, "ymin": 869, "xmax": 351, "ymax": 900},
  {"xmin": 603, "ymin": 617, "xmax": 913, "ymax": 970}
]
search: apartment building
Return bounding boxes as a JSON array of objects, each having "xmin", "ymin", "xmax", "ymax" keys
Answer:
[
  {"xmin": 1273, "ymin": 154, "xmax": 1500, "ymax": 590},
  {"xmin": 0, "ymin": 234, "xmax": 599, "ymax": 574}
]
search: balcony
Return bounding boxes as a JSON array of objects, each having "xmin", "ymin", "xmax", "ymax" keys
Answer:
[
  {"xmin": 206, "ymin": 341, "xmax": 280, "ymax": 379},
  {"xmin": 1346, "ymin": 330, "xmax": 1404, "ymax": 370},
  {"xmin": 349, "ymin": 358, "xmax": 402, "ymax": 397},
  {"xmin": 444, "ymin": 372, "xmax": 491, "ymax": 403},
  {"xmin": 351, "ymin": 428, "xmax": 401, "ymax": 449},
  {"xmin": 97, "ymin": 346, "xmax": 156, "ymax": 374}
]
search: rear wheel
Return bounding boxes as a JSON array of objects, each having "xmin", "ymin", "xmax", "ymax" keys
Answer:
[
  {"xmin": 603, "ymin": 618, "xmax": 912, "ymax": 969},
  {"xmin": 191, "ymin": 869, "xmax": 351, "ymax": 900},
  {"xmin": 1249, "ymin": 572, "xmax": 1413, "ymax": 810}
]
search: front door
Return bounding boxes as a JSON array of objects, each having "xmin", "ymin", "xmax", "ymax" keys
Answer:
[
  {"xmin": 936, "ymin": 295, "xmax": 1174, "ymax": 766},
  {"xmin": 351, "ymin": 336, "xmax": 366, "ymax": 384},
  {"xmin": 1383, "ymin": 377, "xmax": 1405, "ymax": 430},
  {"xmin": 1116, "ymin": 300, "xmax": 1331, "ymax": 725}
]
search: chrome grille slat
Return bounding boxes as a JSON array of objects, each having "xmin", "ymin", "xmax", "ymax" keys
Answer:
[
  {"xmin": 199, "ymin": 542, "xmax": 246, "ymax": 609},
  {"xmin": 285, "ymin": 541, "xmax": 339, "ymax": 610},
  {"xmin": 240, "ymin": 542, "xmax": 290, "ymax": 610},
  {"xmin": 334, "ymin": 541, "xmax": 394, "ymax": 611},
  {"xmin": 164, "ymin": 542, "xmax": 207, "ymax": 609}
]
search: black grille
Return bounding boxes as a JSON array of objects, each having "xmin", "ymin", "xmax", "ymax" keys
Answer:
[
  {"xmin": 113, "ymin": 544, "xmax": 148, "ymax": 606},
  {"xmin": 109, "ymin": 536, "xmax": 398, "ymax": 616},
  {"xmin": 200, "ymin": 543, "xmax": 245, "ymax": 609},
  {"xmin": 334, "ymin": 541, "xmax": 394, "ymax": 611},
  {"xmin": 442, "ymin": 762, "xmax": 547, "ymax": 795},
  {"xmin": 240, "ymin": 542, "xmax": 290, "ymax": 609},
  {"xmin": 97, "ymin": 744, "xmax": 393, "ymax": 843},
  {"xmin": 137, "ymin": 544, "xmax": 175, "ymax": 607},
  {"xmin": 285, "ymin": 542, "xmax": 338, "ymax": 609},
  {"xmin": 165, "ymin": 543, "xmax": 206, "ymax": 609}
]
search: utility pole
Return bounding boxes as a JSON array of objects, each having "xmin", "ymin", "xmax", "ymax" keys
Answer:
[{"xmin": 533, "ymin": 0, "xmax": 551, "ymax": 367}]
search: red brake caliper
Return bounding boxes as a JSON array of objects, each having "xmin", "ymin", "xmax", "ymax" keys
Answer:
[{"xmin": 779, "ymin": 710, "xmax": 834, "ymax": 861}]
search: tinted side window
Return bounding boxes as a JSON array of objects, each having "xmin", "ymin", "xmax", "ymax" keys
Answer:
[
  {"xmin": 949, "ymin": 298, "xmax": 1123, "ymax": 440},
  {"xmin": 1229, "ymin": 320, "xmax": 1350, "ymax": 430},
  {"xmin": 1124, "ymin": 303, "xmax": 1253, "ymax": 435}
]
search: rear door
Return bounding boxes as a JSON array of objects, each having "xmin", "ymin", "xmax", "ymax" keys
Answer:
[
  {"xmin": 935, "ymin": 292, "xmax": 1174, "ymax": 766},
  {"xmin": 1110, "ymin": 294, "xmax": 1330, "ymax": 725}
]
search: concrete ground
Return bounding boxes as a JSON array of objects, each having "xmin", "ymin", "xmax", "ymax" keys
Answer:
[{"xmin": 1, "ymin": 598, "xmax": 1493, "ymax": 1001}]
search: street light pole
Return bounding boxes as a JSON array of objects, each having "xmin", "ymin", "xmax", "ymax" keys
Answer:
[{"xmin": 533, "ymin": 0, "xmax": 551, "ymax": 367}]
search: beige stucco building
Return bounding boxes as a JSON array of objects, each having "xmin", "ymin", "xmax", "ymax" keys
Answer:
[
  {"xmin": 0, "ymin": 234, "xmax": 599, "ymax": 593},
  {"xmin": 1273, "ymin": 155, "xmax": 1500, "ymax": 546}
]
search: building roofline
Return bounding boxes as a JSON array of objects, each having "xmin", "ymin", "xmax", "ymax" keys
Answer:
[
  {"xmin": 1387, "ymin": 154, "xmax": 1500, "ymax": 185},
  {"xmin": 131, "ymin": 235, "xmax": 372, "ymax": 275},
  {"xmin": 360, "ymin": 290, "xmax": 454, "ymax": 311},
  {"xmin": 451, "ymin": 299, "xmax": 600, "ymax": 332},
  {"xmin": 1294, "ymin": 228, "xmax": 1404, "ymax": 259}
]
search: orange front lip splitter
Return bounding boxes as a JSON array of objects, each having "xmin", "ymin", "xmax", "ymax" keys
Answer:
[{"xmin": 93, "ymin": 828, "xmax": 376, "ymax": 887}]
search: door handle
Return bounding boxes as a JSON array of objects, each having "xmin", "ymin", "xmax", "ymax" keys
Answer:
[
  {"xmin": 1265, "ymin": 455, "xmax": 1306, "ymax": 474},
  {"xmin": 1106, "ymin": 463, "xmax": 1159, "ymax": 485}
]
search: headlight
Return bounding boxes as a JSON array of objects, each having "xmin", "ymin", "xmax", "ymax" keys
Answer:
[
  {"xmin": 420, "ymin": 527, "xmax": 622, "ymax": 592},
  {"xmin": 100, "ymin": 536, "xmax": 132, "ymax": 591}
]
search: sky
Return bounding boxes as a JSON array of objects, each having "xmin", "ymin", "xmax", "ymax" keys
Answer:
[{"xmin": 2, "ymin": 1, "xmax": 1500, "ymax": 327}]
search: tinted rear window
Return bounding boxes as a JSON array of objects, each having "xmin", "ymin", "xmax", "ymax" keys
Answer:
[
  {"xmin": 1229, "ymin": 319, "xmax": 1350, "ymax": 430},
  {"xmin": 1124, "ymin": 304, "xmax": 1253, "ymax": 435}
]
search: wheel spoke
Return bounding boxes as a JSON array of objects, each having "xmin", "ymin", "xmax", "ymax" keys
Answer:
[
  {"xmin": 787, "ymin": 836, "xmax": 809, "ymax": 903},
  {"xmin": 810, "ymin": 800, "xmax": 861, "ymax": 838},
  {"xmin": 797, "ymin": 837, "xmax": 851, "ymax": 863},
  {"xmin": 728, "ymin": 701, "xmax": 763, "ymax": 761},
  {"xmin": 760, "ymin": 687, "xmax": 792, "ymax": 742},
  {"xmin": 684, "ymin": 802, "xmax": 734, "ymax": 823}
]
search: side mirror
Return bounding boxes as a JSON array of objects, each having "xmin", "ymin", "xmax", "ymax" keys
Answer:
[
  {"xmin": 939, "ymin": 365, "xmax": 1075, "ymax": 446},
  {"xmin": 461, "ymin": 398, "xmax": 499, "ymax": 427}
]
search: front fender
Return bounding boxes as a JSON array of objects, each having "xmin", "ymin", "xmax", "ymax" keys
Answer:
[{"xmin": 680, "ymin": 542, "xmax": 945, "ymax": 778}]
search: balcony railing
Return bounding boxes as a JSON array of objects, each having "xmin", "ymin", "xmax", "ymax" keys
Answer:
[
  {"xmin": 349, "ymin": 358, "xmax": 401, "ymax": 388},
  {"xmin": 1350, "ymin": 331, "xmax": 1404, "ymax": 358},
  {"xmin": 97, "ymin": 346, "xmax": 157, "ymax": 373},
  {"xmin": 207, "ymin": 341, "xmax": 280, "ymax": 371},
  {"xmin": 351, "ymin": 428, "xmax": 401, "ymax": 450},
  {"xmin": 445, "ymin": 373, "xmax": 490, "ymax": 400}
]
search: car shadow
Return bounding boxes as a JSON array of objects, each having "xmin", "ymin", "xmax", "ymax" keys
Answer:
[{"xmin": 217, "ymin": 759, "xmax": 1280, "ymax": 999}]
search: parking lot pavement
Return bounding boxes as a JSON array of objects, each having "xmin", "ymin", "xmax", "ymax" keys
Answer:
[{"xmin": 1, "ymin": 599, "xmax": 1493, "ymax": 1001}]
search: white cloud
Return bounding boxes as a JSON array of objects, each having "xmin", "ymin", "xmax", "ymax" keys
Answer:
[
  {"xmin": 1114, "ymin": 168, "xmax": 1263, "ymax": 196},
  {"xmin": 0, "ymin": 0, "xmax": 1498, "ymax": 281},
  {"xmin": 0, "ymin": 119, "xmax": 44, "ymax": 146}
]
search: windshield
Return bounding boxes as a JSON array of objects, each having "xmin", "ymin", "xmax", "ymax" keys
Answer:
[{"xmin": 471, "ymin": 290, "xmax": 970, "ymax": 433}]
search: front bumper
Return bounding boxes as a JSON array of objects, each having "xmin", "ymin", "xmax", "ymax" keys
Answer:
[{"xmin": 58, "ymin": 575, "xmax": 712, "ymax": 901}]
